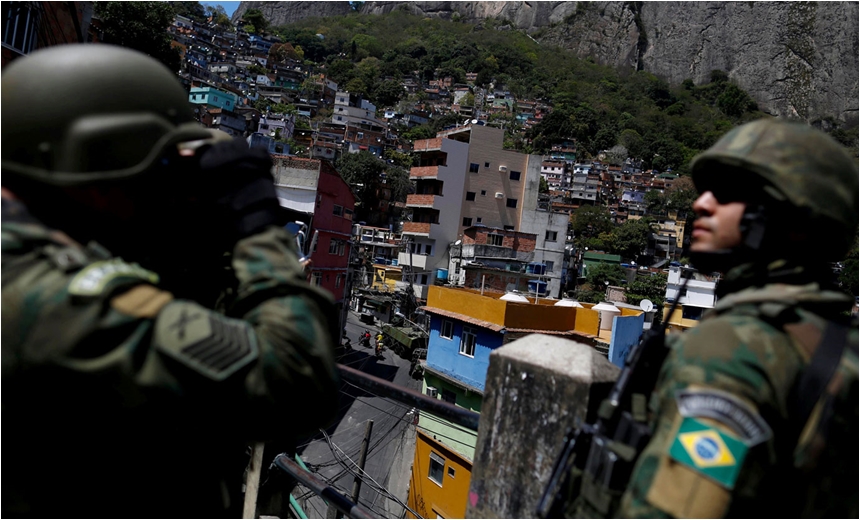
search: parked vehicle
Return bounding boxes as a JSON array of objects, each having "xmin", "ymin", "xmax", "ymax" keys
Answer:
[{"xmin": 381, "ymin": 322, "xmax": 428, "ymax": 360}]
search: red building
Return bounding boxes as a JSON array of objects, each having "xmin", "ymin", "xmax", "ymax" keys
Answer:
[
  {"xmin": 2, "ymin": 2, "xmax": 93, "ymax": 69},
  {"xmin": 270, "ymin": 156, "xmax": 357, "ymax": 328}
]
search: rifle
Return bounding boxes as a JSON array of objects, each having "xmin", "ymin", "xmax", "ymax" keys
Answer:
[{"xmin": 536, "ymin": 271, "xmax": 692, "ymax": 518}]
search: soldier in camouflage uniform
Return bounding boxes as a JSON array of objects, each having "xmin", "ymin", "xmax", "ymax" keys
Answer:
[
  {"xmin": 618, "ymin": 119, "xmax": 858, "ymax": 517},
  {"xmin": 2, "ymin": 45, "xmax": 339, "ymax": 518}
]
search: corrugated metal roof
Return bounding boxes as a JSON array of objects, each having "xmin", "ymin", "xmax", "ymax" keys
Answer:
[{"xmin": 420, "ymin": 306, "xmax": 505, "ymax": 332}]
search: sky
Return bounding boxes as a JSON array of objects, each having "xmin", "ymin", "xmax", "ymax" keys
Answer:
[{"xmin": 201, "ymin": 1, "xmax": 241, "ymax": 17}]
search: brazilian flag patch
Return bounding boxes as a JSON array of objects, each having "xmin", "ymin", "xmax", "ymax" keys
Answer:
[{"xmin": 668, "ymin": 417, "xmax": 748, "ymax": 489}]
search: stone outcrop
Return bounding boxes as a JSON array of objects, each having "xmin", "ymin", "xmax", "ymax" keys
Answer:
[{"xmin": 232, "ymin": 1, "xmax": 859, "ymax": 124}]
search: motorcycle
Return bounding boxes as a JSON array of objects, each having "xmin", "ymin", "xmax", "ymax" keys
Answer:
[
  {"xmin": 359, "ymin": 330, "xmax": 371, "ymax": 348},
  {"xmin": 375, "ymin": 340, "xmax": 384, "ymax": 358}
]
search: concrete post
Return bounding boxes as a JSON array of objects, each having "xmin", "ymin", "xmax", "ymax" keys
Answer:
[{"xmin": 466, "ymin": 334, "xmax": 620, "ymax": 519}]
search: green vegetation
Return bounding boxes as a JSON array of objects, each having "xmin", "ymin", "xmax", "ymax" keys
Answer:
[
  {"xmin": 95, "ymin": 2, "xmax": 179, "ymax": 71},
  {"xmin": 264, "ymin": 10, "xmax": 802, "ymax": 171}
]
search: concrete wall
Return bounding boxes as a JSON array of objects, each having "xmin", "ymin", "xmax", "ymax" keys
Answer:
[
  {"xmin": 425, "ymin": 139, "xmax": 469, "ymax": 283},
  {"xmin": 466, "ymin": 335, "xmax": 620, "ymax": 519},
  {"xmin": 460, "ymin": 126, "xmax": 531, "ymax": 232}
]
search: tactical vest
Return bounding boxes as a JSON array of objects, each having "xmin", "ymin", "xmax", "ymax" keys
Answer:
[{"xmin": 541, "ymin": 298, "xmax": 858, "ymax": 519}]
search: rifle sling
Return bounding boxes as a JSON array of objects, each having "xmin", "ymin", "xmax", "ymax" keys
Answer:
[{"xmin": 788, "ymin": 321, "xmax": 850, "ymax": 444}]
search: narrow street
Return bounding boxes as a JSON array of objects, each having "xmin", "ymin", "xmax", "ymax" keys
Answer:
[{"xmin": 293, "ymin": 309, "xmax": 422, "ymax": 519}]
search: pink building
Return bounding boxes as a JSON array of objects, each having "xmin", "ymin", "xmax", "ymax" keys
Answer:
[{"xmin": 271, "ymin": 157, "xmax": 357, "ymax": 324}]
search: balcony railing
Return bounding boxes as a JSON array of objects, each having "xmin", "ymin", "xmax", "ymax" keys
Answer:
[
  {"xmin": 398, "ymin": 251, "xmax": 429, "ymax": 269},
  {"xmin": 401, "ymin": 222, "xmax": 431, "ymax": 236},
  {"xmin": 405, "ymin": 194, "xmax": 437, "ymax": 208}
]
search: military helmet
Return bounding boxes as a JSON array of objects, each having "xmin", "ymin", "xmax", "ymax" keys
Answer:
[
  {"xmin": 691, "ymin": 118, "xmax": 858, "ymax": 256},
  {"xmin": 1, "ymin": 44, "xmax": 212, "ymax": 185},
  {"xmin": 691, "ymin": 118, "xmax": 860, "ymax": 258}
]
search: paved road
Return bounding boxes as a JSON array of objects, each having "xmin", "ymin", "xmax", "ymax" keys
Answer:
[{"xmin": 294, "ymin": 310, "xmax": 422, "ymax": 519}]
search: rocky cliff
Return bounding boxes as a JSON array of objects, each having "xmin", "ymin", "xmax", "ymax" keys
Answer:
[{"xmin": 232, "ymin": 1, "xmax": 858, "ymax": 124}]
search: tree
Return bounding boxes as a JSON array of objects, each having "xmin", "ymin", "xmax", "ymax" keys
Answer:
[
  {"xmin": 610, "ymin": 218, "xmax": 654, "ymax": 261},
  {"xmin": 169, "ymin": 1, "xmax": 205, "ymax": 22},
  {"xmin": 665, "ymin": 176, "xmax": 697, "ymax": 214},
  {"xmin": 243, "ymin": 8, "xmax": 269, "ymax": 34},
  {"xmin": 94, "ymin": 2, "xmax": 179, "ymax": 72},
  {"xmin": 576, "ymin": 263, "xmax": 626, "ymax": 303},
  {"xmin": 335, "ymin": 151, "xmax": 386, "ymax": 221},
  {"xmin": 539, "ymin": 176, "xmax": 549, "ymax": 194},
  {"xmin": 374, "ymin": 80, "xmax": 405, "ymax": 107},
  {"xmin": 644, "ymin": 189, "xmax": 666, "ymax": 215},
  {"xmin": 717, "ymin": 83, "xmax": 757, "ymax": 118},
  {"xmin": 626, "ymin": 272, "xmax": 668, "ymax": 321},
  {"xmin": 571, "ymin": 205, "xmax": 613, "ymax": 244}
]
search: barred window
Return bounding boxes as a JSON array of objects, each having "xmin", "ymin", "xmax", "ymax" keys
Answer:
[{"xmin": 2, "ymin": 3, "xmax": 40, "ymax": 55}]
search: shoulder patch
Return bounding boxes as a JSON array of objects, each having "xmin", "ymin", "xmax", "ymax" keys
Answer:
[
  {"xmin": 110, "ymin": 285, "xmax": 174, "ymax": 318},
  {"xmin": 668, "ymin": 417, "xmax": 748, "ymax": 489},
  {"xmin": 675, "ymin": 389, "xmax": 772, "ymax": 445},
  {"xmin": 69, "ymin": 259, "xmax": 159, "ymax": 297},
  {"xmin": 154, "ymin": 302, "xmax": 258, "ymax": 381}
]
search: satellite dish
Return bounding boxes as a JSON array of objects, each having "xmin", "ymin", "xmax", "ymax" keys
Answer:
[
  {"xmin": 454, "ymin": 240, "xmax": 462, "ymax": 246},
  {"xmin": 471, "ymin": 119, "xmax": 478, "ymax": 124},
  {"xmin": 640, "ymin": 299, "xmax": 654, "ymax": 313}
]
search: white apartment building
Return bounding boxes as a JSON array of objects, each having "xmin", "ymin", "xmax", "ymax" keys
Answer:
[{"xmin": 663, "ymin": 265, "xmax": 719, "ymax": 331}]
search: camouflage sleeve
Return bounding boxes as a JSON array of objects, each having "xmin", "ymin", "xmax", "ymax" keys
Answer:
[
  {"xmin": 617, "ymin": 314, "xmax": 802, "ymax": 518},
  {"xmin": 9, "ymin": 226, "xmax": 339, "ymax": 441}
]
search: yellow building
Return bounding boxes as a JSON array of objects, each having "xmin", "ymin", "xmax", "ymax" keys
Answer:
[
  {"xmin": 370, "ymin": 264, "xmax": 402, "ymax": 292},
  {"xmin": 407, "ymin": 431, "xmax": 472, "ymax": 519}
]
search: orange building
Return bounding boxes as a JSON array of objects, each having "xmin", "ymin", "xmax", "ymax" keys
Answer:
[{"xmin": 407, "ymin": 430, "xmax": 472, "ymax": 519}]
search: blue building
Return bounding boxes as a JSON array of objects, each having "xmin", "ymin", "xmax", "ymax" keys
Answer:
[{"xmin": 189, "ymin": 86, "xmax": 238, "ymax": 112}]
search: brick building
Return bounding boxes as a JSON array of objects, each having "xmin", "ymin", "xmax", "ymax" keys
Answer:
[{"xmin": 2, "ymin": 2, "xmax": 93, "ymax": 69}]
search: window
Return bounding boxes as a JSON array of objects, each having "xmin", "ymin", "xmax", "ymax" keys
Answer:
[
  {"xmin": 504, "ymin": 225, "xmax": 515, "ymax": 231},
  {"xmin": 545, "ymin": 231, "xmax": 558, "ymax": 242},
  {"xmin": 335, "ymin": 275, "xmax": 343, "ymax": 289},
  {"xmin": 469, "ymin": 163, "xmax": 480, "ymax": 173},
  {"xmin": 311, "ymin": 272, "xmax": 322, "ymax": 286},
  {"xmin": 466, "ymin": 192, "xmax": 476, "ymax": 201},
  {"xmin": 333, "ymin": 204, "xmax": 344, "ymax": 217},
  {"xmin": 447, "ymin": 467, "xmax": 456, "ymax": 478},
  {"xmin": 487, "ymin": 234, "xmax": 503, "ymax": 246},
  {"xmin": 357, "ymin": 132, "xmax": 364, "ymax": 139},
  {"xmin": 510, "ymin": 170, "xmax": 521, "ymax": 181},
  {"xmin": 344, "ymin": 209, "xmax": 354, "ymax": 220},
  {"xmin": 506, "ymin": 198, "xmax": 518, "ymax": 208},
  {"xmin": 424, "ymin": 244, "xmax": 432, "ymax": 255},
  {"xmin": 545, "ymin": 260, "xmax": 554, "ymax": 272},
  {"xmin": 476, "ymin": 217, "xmax": 482, "ymax": 223},
  {"xmin": 463, "ymin": 217, "xmax": 473, "ymax": 226},
  {"xmin": 328, "ymin": 239, "xmax": 345, "ymax": 256},
  {"xmin": 682, "ymin": 306, "xmax": 704, "ymax": 321},
  {"xmin": 441, "ymin": 320, "xmax": 453, "ymax": 339},
  {"xmin": 421, "ymin": 274, "xmax": 428, "ymax": 285},
  {"xmin": 4, "ymin": 4, "xmax": 42, "ymax": 55},
  {"xmin": 460, "ymin": 326, "xmax": 476, "ymax": 357},
  {"xmin": 441, "ymin": 389, "xmax": 456, "ymax": 404},
  {"xmin": 428, "ymin": 452, "xmax": 445, "ymax": 485},
  {"xmin": 484, "ymin": 162, "xmax": 490, "ymax": 168}
]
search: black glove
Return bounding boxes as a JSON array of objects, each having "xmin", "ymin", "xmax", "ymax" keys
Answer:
[{"xmin": 198, "ymin": 138, "xmax": 285, "ymax": 243}]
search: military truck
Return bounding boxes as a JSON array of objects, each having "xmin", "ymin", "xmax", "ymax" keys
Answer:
[{"xmin": 381, "ymin": 322, "xmax": 428, "ymax": 360}]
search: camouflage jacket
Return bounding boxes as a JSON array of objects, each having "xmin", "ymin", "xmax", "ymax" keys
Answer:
[
  {"xmin": 618, "ymin": 268, "xmax": 858, "ymax": 518},
  {"xmin": 1, "ymin": 198, "xmax": 339, "ymax": 517}
]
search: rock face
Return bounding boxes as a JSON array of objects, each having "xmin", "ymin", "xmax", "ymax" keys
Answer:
[
  {"xmin": 231, "ymin": 1, "xmax": 352, "ymax": 25},
  {"xmin": 232, "ymin": 1, "xmax": 858, "ymax": 124},
  {"xmin": 542, "ymin": 1, "xmax": 859, "ymax": 124}
]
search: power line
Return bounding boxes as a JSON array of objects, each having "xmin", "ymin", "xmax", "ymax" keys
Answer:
[{"xmin": 322, "ymin": 427, "xmax": 422, "ymax": 519}]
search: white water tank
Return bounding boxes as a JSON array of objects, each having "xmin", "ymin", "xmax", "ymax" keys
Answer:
[
  {"xmin": 500, "ymin": 291, "xmax": 530, "ymax": 302},
  {"xmin": 592, "ymin": 302, "xmax": 621, "ymax": 332},
  {"xmin": 554, "ymin": 298, "xmax": 584, "ymax": 308}
]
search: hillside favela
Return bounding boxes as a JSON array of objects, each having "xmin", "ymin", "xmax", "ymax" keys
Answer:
[{"xmin": 1, "ymin": 2, "xmax": 858, "ymax": 519}]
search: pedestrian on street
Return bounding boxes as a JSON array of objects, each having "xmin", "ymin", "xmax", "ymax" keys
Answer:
[
  {"xmin": 1, "ymin": 44, "xmax": 340, "ymax": 518},
  {"xmin": 617, "ymin": 119, "xmax": 858, "ymax": 518}
]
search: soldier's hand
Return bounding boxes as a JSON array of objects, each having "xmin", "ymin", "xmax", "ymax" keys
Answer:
[{"xmin": 198, "ymin": 139, "xmax": 284, "ymax": 244}]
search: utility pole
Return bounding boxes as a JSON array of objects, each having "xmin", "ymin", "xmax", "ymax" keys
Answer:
[{"xmin": 327, "ymin": 420, "xmax": 373, "ymax": 519}]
